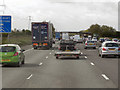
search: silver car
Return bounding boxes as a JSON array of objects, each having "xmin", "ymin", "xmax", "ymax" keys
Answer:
[
  {"xmin": 84, "ymin": 41, "xmax": 96, "ymax": 49},
  {"xmin": 99, "ymin": 41, "xmax": 120, "ymax": 58}
]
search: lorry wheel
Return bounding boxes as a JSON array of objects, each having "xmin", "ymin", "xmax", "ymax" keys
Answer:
[
  {"xmin": 56, "ymin": 57, "xmax": 59, "ymax": 59},
  {"xmin": 76, "ymin": 56, "xmax": 79, "ymax": 59},
  {"xmin": 34, "ymin": 47, "xmax": 37, "ymax": 49}
]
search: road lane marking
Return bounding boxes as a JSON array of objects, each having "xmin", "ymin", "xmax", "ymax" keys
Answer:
[
  {"xmin": 49, "ymin": 52, "xmax": 52, "ymax": 55},
  {"xmin": 90, "ymin": 62, "xmax": 95, "ymax": 66},
  {"xmin": 85, "ymin": 56, "xmax": 87, "ymax": 59},
  {"xmin": 81, "ymin": 52, "xmax": 83, "ymax": 54},
  {"xmin": 46, "ymin": 56, "xmax": 48, "ymax": 59},
  {"xmin": 27, "ymin": 74, "xmax": 33, "ymax": 80},
  {"xmin": 52, "ymin": 50, "xmax": 54, "ymax": 52},
  {"xmin": 0, "ymin": 64, "xmax": 2, "ymax": 67},
  {"xmin": 102, "ymin": 74, "xmax": 109, "ymax": 80},
  {"xmin": 39, "ymin": 63, "xmax": 43, "ymax": 66},
  {"xmin": 24, "ymin": 48, "xmax": 33, "ymax": 53}
]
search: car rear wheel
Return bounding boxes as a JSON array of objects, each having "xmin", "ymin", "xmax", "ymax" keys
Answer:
[
  {"xmin": 101, "ymin": 55, "xmax": 105, "ymax": 58},
  {"xmin": 22, "ymin": 58, "xmax": 25, "ymax": 64},
  {"xmin": 34, "ymin": 47, "xmax": 37, "ymax": 49},
  {"xmin": 56, "ymin": 56, "xmax": 59, "ymax": 59},
  {"xmin": 76, "ymin": 56, "xmax": 79, "ymax": 59},
  {"xmin": 84, "ymin": 47, "xmax": 87, "ymax": 49},
  {"xmin": 16, "ymin": 61, "xmax": 22, "ymax": 67}
]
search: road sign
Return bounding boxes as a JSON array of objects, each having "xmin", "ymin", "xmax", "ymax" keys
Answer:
[{"xmin": 0, "ymin": 16, "xmax": 11, "ymax": 33}]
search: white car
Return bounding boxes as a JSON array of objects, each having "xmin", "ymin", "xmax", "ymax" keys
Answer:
[{"xmin": 98, "ymin": 41, "xmax": 120, "ymax": 58}]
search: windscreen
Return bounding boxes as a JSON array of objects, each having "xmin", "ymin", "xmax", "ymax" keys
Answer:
[
  {"xmin": 105, "ymin": 43, "xmax": 119, "ymax": 47},
  {"xmin": 0, "ymin": 46, "xmax": 16, "ymax": 52}
]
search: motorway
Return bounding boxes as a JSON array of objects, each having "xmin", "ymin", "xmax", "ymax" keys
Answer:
[{"xmin": 2, "ymin": 42, "xmax": 118, "ymax": 88}]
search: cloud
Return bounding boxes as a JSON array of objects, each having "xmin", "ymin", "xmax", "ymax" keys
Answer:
[{"xmin": 0, "ymin": 0, "xmax": 118, "ymax": 31}]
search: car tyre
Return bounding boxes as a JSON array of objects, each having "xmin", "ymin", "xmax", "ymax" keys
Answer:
[
  {"xmin": 34, "ymin": 47, "xmax": 37, "ymax": 49},
  {"xmin": 101, "ymin": 55, "xmax": 105, "ymax": 58},
  {"xmin": 22, "ymin": 58, "xmax": 25, "ymax": 64},
  {"xmin": 93, "ymin": 47, "xmax": 96, "ymax": 49},
  {"xmin": 16, "ymin": 61, "xmax": 22, "ymax": 67},
  {"xmin": 84, "ymin": 47, "xmax": 87, "ymax": 49}
]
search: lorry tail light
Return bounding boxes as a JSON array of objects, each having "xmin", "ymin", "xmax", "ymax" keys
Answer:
[
  {"xmin": 13, "ymin": 52, "xmax": 18, "ymax": 56},
  {"xmin": 102, "ymin": 48, "xmax": 106, "ymax": 51},
  {"xmin": 33, "ymin": 43, "xmax": 38, "ymax": 46}
]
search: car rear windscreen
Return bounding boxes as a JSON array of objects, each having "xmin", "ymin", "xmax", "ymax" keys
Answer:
[
  {"xmin": 105, "ymin": 43, "xmax": 119, "ymax": 47},
  {"xmin": 0, "ymin": 46, "xmax": 16, "ymax": 52},
  {"xmin": 87, "ymin": 41, "xmax": 95, "ymax": 43}
]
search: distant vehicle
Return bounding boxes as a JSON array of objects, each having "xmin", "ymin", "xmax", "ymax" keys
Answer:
[
  {"xmin": 92, "ymin": 37, "xmax": 97, "ymax": 42},
  {"xmin": 84, "ymin": 41, "xmax": 96, "ymax": 49},
  {"xmin": 112, "ymin": 38, "xmax": 118, "ymax": 42},
  {"xmin": 32, "ymin": 22, "xmax": 54, "ymax": 49},
  {"xmin": 73, "ymin": 35, "xmax": 81, "ymax": 42},
  {"xmin": 88, "ymin": 35, "xmax": 92, "ymax": 40},
  {"xmin": 77, "ymin": 38, "xmax": 83, "ymax": 43},
  {"xmin": 0, "ymin": 44, "xmax": 25, "ymax": 67},
  {"xmin": 98, "ymin": 41, "xmax": 120, "ymax": 58},
  {"xmin": 55, "ymin": 32, "xmax": 60, "ymax": 40},
  {"xmin": 62, "ymin": 33, "xmax": 69, "ymax": 40},
  {"xmin": 99, "ymin": 38, "xmax": 105, "ymax": 43},
  {"xmin": 55, "ymin": 40, "xmax": 81, "ymax": 59}
]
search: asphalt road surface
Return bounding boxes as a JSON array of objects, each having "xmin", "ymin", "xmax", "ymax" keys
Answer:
[{"xmin": 2, "ymin": 42, "xmax": 118, "ymax": 88}]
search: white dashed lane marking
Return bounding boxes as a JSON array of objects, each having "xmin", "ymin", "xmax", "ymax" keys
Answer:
[
  {"xmin": 39, "ymin": 63, "xmax": 43, "ymax": 66},
  {"xmin": 85, "ymin": 56, "xmax": 87, "ymax": 59},
  {"xmin": 102, "ymin": 74, "xmax": 109, "ymax": 80},
  {"xmin": 27, "ymin": 74, "xmax": 33, "ymax": 80},
  {"xmin": 24, "ymin": 48, "xmax": 33, "ymax": 53},
  {"xmin": 46, "ymin": 56, "xmax": 48, "ymax": 59},
  {"xmin": 90, "ymin": 62, "xmax": 95, "ymax": 66}
]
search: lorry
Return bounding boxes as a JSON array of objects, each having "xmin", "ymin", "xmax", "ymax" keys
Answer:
[
  {"xmin": 55, "ymin": 40, "xmax": 81, "ymax": 59},
  {"xmin": 32, "ymin": 22, "xmax": 53, "ymax": 49}
]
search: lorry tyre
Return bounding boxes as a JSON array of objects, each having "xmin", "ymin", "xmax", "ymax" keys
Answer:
[{"xmin": 56, "ymin": 56, "xmax": 58, "ymax": 59}]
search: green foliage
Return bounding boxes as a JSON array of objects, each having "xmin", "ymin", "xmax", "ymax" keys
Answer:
[{"xmin": 87, "ymin": 24, "xmax": 117, "ymax": 38}]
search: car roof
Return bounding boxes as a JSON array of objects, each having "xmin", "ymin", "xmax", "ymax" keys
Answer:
[
  {"xmin": 103, "ymin": 41, "xmax": 118, "ymax": 44},
  {"xmin": 0, "ymin": 44, "xmax": 19, "ymax": 47}
]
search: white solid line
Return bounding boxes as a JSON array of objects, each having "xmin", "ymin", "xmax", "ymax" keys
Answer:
[
  {"xmin": 24, "ymin": 48, "xmax": 33, "ymax": 53},
  {"xmin": 90, "ymin": 62, "xmax": 94, "ymax": 65},
  {"xmin": 85, "ymin": 56, "xmax": 87, "ymax": 59},
  {"xmin": 39, "ymin": 63, "xmax": 43, "ymax": 66},
  {"xmin": 102, "ymin": 74, "xmax": 109, "ymax": 80},
  {"xmin": 46, "ymin": 56, "xmax": 48, "ymax": 59},
  {"xmin": 27, "ymin": 74, "xmax": 33, "ymax": 80}
]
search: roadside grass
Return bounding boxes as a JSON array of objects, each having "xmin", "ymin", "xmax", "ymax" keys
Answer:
[{"xmin": 2, "ymin": 33, "xmax": 32, "ymax": 46}]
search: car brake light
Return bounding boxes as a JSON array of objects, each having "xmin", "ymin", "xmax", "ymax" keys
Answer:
[
  {"xmin": 85, "ymin": 43, "xmax": 87, "ymax": 45},
  {"xmin": 118, "ymin": 48, "xmax": 120, "ymax": 51},
  {"xmin": 102, "ymin": 48, "xmax": 106, "ymax": 51},
  {"xmin": 13, "ymin": 52, "xmax": 18, "ymax": 56}
]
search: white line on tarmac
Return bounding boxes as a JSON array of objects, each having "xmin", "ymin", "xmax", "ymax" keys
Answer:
[
  {"xmin": 0, "ymin": 64, "xmax": 2, "ymax": 67},
  {"xmin": 39, "ymin": 63, "xmax": 43, "ymax": 66},
  {"xmin": 81, "ymin": 52, "xmax": 83, "ymax": 54},
  {"xmin": 49, "ymin": 52, "xmax": 52, "ymax": 55},
  {"xmin": 27, "ymin": 74, "xmax": 33, "ymax": 80},
  {"xmin": 46, "ymin": 56, "xmax": 48, "ymax": 59},
  {"xmin": 85, "ymin": 56, "xmax": 87, "ymax": 59},
  {"xmin": 90, "ymin": 62, "xmax": 95, "ymax": 66},
  {"xmin": 24, "ymin": 48, "xmax": 33, "ymax": 53},
  {"xmin": 102, "ymin": 74, "xmax": 109, "ymax": 80}
]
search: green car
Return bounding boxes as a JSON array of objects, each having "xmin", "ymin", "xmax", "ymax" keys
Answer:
[{"xmin": 0, "ymin": 44, "xmax": 25, "ymax": 67}]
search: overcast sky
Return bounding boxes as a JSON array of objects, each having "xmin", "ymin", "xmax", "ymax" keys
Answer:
[{"xmin": 0, "ymin": 0, "xmax": 119, "ymax": 31}]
